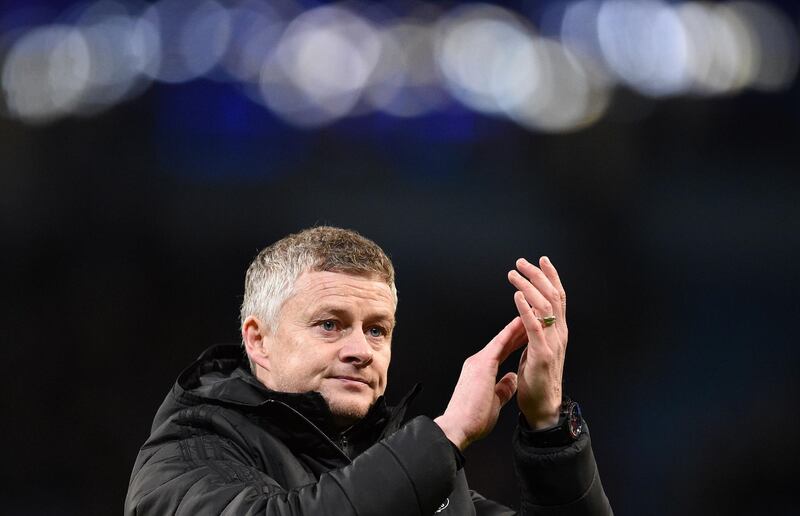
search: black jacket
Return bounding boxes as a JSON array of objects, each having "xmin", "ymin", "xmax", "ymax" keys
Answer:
[{"xmin": 125, "ymin": 345, "xmax": 612, "ymax": 515}]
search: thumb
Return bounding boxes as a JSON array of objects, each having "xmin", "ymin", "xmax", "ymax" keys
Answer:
[
  {"xmin": 494, "ymin": 372, "xmax": 518, "ymax": 406},
  {"xmin": 485, "ymin": 317, "xmax": 527, "ymax": 363}
]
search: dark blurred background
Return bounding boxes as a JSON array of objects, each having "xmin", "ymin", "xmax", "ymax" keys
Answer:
[{"xmin": 2, "ymin": 0, "xmax": 799, "ymax": 514}]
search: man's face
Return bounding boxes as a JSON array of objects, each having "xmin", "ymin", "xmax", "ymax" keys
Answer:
[{"xmin": 252, "ymin": 270, "xmax": 395, "ymax": 428}]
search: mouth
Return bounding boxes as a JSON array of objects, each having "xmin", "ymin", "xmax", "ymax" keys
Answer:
[{"xmin": 332, "ymin": 376, "xmax": 371, "ymax": 387}]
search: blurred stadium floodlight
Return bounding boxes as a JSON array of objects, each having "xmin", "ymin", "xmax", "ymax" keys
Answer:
[
  {"xmin": 259, "ymin": 4, "xmax": 382, "ymax": 127},
  {"xmin": 729, "ymin": 1, "xmax": 799, "ymax": 92},
  {"xmin": 435, "ymin": 3, "xmax": 536, "ymax": 116},
  {"xmin": 364, "ymin": 17, "xmax": 449, "ymax": 118},
  {"xmin": 678, "ymin": 2, "xmax": 755, "ymax": 96},
  {"xmin": 140, "ymin": 0, "xmax": 232, "ymax": 84},
  {"xmin": 2, "ymin": 25, "xmax": 93, "ymax": 123},
  {"xmin": 501, "ymin": 37, "xmax": 611, "ymax": 133},
  {"xmin": 1, "ymin": 0, "xmax": 798, "ymax": 130},
  {"xmin": 217, "ymin": 0, "xmax": 287, "ymax": 83},
  {"xmin": 596, "ymin": 0, "xmax": 693, "ymax": 97}
]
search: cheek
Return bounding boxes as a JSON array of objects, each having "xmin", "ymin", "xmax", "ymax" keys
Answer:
[
  {"xmin": 273, "ymin": 337, "xmax": 331, "ymax": 384},
  {"xmin": 375, "ymin": 350, "xmax": 391, "ymax": 387},
  {"xmin": 286, "ymin": 349, "xmax": 329, "ymax": 374},
  {"xmin": 276, "ymin": 354, "xmax": 327, "ymax": 392},
  {"xmin": 278, "ymin": 331, "xmax": 329, "ymax": 368}
]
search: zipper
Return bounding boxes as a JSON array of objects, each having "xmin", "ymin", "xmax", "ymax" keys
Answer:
[{"xmin": 262, "ymin": 399, "xmax": 352, "ymax": 463}]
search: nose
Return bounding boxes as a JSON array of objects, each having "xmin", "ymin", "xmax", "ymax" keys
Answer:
[{"xmin": 338, "ymin": 331, "xmax": 373, "ymax": 367}]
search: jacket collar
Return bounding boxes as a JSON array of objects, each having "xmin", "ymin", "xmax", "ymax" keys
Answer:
[{"xmin": 168, "ymin": 344, "xmax": 421, "ymax": 458}]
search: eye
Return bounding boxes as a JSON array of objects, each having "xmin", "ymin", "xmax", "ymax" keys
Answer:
[
  {"xmin": 367, "ymin": 326, "xmax": 386, "ymax": 338},
  {"xmin": 320, "ymin": 320, "xmax": 337, "ymax": 332}
]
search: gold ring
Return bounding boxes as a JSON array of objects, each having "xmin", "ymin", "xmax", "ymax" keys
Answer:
[{"xmin": 537, "ymin": 315, "xmax": 557, "ymax": 327}]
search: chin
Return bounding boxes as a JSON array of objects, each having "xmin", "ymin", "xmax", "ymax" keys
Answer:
[{"xmin": 325, "ymin": 396, "xmax": 373, "ymax": 427}]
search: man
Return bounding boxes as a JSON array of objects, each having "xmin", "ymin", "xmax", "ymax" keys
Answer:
[{"xmin": 125, "ymin": 226, "xmax": 612, "ymax": 515}]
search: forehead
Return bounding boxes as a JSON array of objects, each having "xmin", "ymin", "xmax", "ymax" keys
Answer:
[{"xmin": 289, "ymin": 270, "xmax": 396, "ymax": 314}]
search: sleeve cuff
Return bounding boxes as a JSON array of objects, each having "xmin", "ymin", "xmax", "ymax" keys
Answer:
[
  {"xmin": 517, "ymin": 413, "xmax": 575, "ymax": 449},
  {"xmin": 513, "ymin": 418, "xmax": 598, "ymax": 506}
]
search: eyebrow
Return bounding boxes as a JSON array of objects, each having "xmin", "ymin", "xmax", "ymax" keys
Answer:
[{"xmin": 311, "ymin": 305, "xmax": 396, "ymax": 329}]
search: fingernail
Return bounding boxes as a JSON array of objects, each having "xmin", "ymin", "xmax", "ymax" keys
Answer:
[{"xmin": 542, "ymin": 256, "xmax": 551, "ymax": 264}]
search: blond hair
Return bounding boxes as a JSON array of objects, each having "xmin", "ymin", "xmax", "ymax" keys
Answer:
[{"xmin": 240, "ymin": 226, "xmax": 397, "ymax": 334}]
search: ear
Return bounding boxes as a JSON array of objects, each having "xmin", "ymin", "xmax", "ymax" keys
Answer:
[{"xmin": 242, "ymin": 315, "xmax": 271, "ymax": 371}]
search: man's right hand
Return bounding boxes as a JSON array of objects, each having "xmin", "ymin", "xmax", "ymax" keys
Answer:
[{"xmin": 434, "ymin": 317, "xmax": 528, "ymax": 451}]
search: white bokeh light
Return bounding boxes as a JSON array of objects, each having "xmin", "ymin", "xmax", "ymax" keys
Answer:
[
  {"xmin": 559, "ymin": 0, "xmax": 603, "ymax": 62},
  {"xmin": 597, "ymin": 0, "xmax": 692, "ymax": 97},
  {"xmin": 219, "ymin": 0, "xmax": 286, "ymax": 82},
  {"xmin": 72, "ymin": 13, "xmax": 157, "ymax": 114},
  {"xmin": 501, "ymin": 38, "xmax": 610, "ymax": 133},
  {"xmin": 436, "ymin": 4, "xmax": 536, "ymax": 115},
  {"xmin": 259, "ymin": 5, "xmax": 382, "ymax": 127},
  {"xmin": 678, "ymin": 2, "xmax": 752, "ymax": 96},
  {"xmin": 559, "ymin": 0, "xmax": 615, "ymax": 88},
  {"xmin": 141, "ymin": 0, "xmax": 232, "ymax": 83},
  {"xmin": 1, "ymin": 0, "xmax": 798, "ymax": 128},
  {"xmin": 365, "ymin": 20, "xmax": 449, "ymax": 117},
  {"xmin": 2, "ymin": 25, "xmax": 92, "ymax": 122},
  {"xmin": 729, "ymin": 1, "xmax": 799, "ymax": 92}
]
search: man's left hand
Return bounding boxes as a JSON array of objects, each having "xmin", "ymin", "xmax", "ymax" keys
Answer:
[{"xmin": 507, "ymin": 256, "xmax": 568, "ymax": 430}]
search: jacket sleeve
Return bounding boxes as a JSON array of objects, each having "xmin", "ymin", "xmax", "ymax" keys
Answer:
[
  {"xmin": 125, "ymin": 415, "xmax": 457, "ymax": 516},
  {"xmin": 511, "ymin": 420, "xmax": 613, "ymax": 516}
]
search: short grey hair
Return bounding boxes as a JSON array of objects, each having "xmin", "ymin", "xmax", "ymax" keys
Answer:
[{"xmin": 240, "ymin": 226, "xmax": 397, "ymax": 335}]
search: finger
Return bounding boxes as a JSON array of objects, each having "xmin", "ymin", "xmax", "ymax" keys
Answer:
[
  {"xmin": 484, "ymin": 316, "xmax": 528, "ymax": 363},
  {"xmin": 486, "ymin": 316, "xmax": 528, "ymax": 359},
  {"xmin": 508, "ymin": 268, "xmax": 554, "ymax": 320},
  {"xmin": 515, "ymin": 258, "xmax": 561, "ymax": 319},
  {"xmin": 494, "ymin": 372, "xmax": 518, "ymax": 406},
  {"xmin": 539, "ymin": 256, "xmax": 566, "ymax": 319},
  {"xmin": 518, "ymin": 346, "xmax": 528, "ymax": 368},
  {"xmin": 513, "ymin": 291, "xmax": 546, "ymax": 345}
]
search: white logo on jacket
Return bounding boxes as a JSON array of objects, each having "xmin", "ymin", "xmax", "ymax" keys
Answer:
[{"xmin": 435, "ymin": 498, "xmax": 449, "ymax": 513}]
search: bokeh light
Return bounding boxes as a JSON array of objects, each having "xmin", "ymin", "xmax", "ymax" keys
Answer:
[
  {"xmin": 435, "ymin": 4, "xmax": 535, "ymax": 115},
  {"xmin": 258, "ymin": 5, "xmax": 382, "ymax": 127},
  {"xmin": 596, "ymin": 0, "xmax": 692, "ymax": 97},
  {"xmin": 74, "ymin": 11, "xmax": 156, "ymax": 113},
  {"xmin": 365, "ymin": 19, "xmax": 449, "ymax": 117},
  {"xmin": 1, "ymin": 0, "xmax": 798, "ymax": 129},
  {"xmin": 730, "ymin": 1, "xmax": 799, "ymax": 92},
  {"xmin": 502, "ymin": 38, "xmax": 611, "ymax": 132},
  {"xmin": 678, "ymin": 2, "xmax": 753, "ymax": 96},
  {"xmin": 140, "ymin": 0, "xmax": 232, "ymax": 84},
  {"xmin": 2, "ymin": 25, "xmax": 92, "ymax": 123},
  {"xmin": 218, "ymin": 0, "xmax": 287, "ymax": 83}
]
